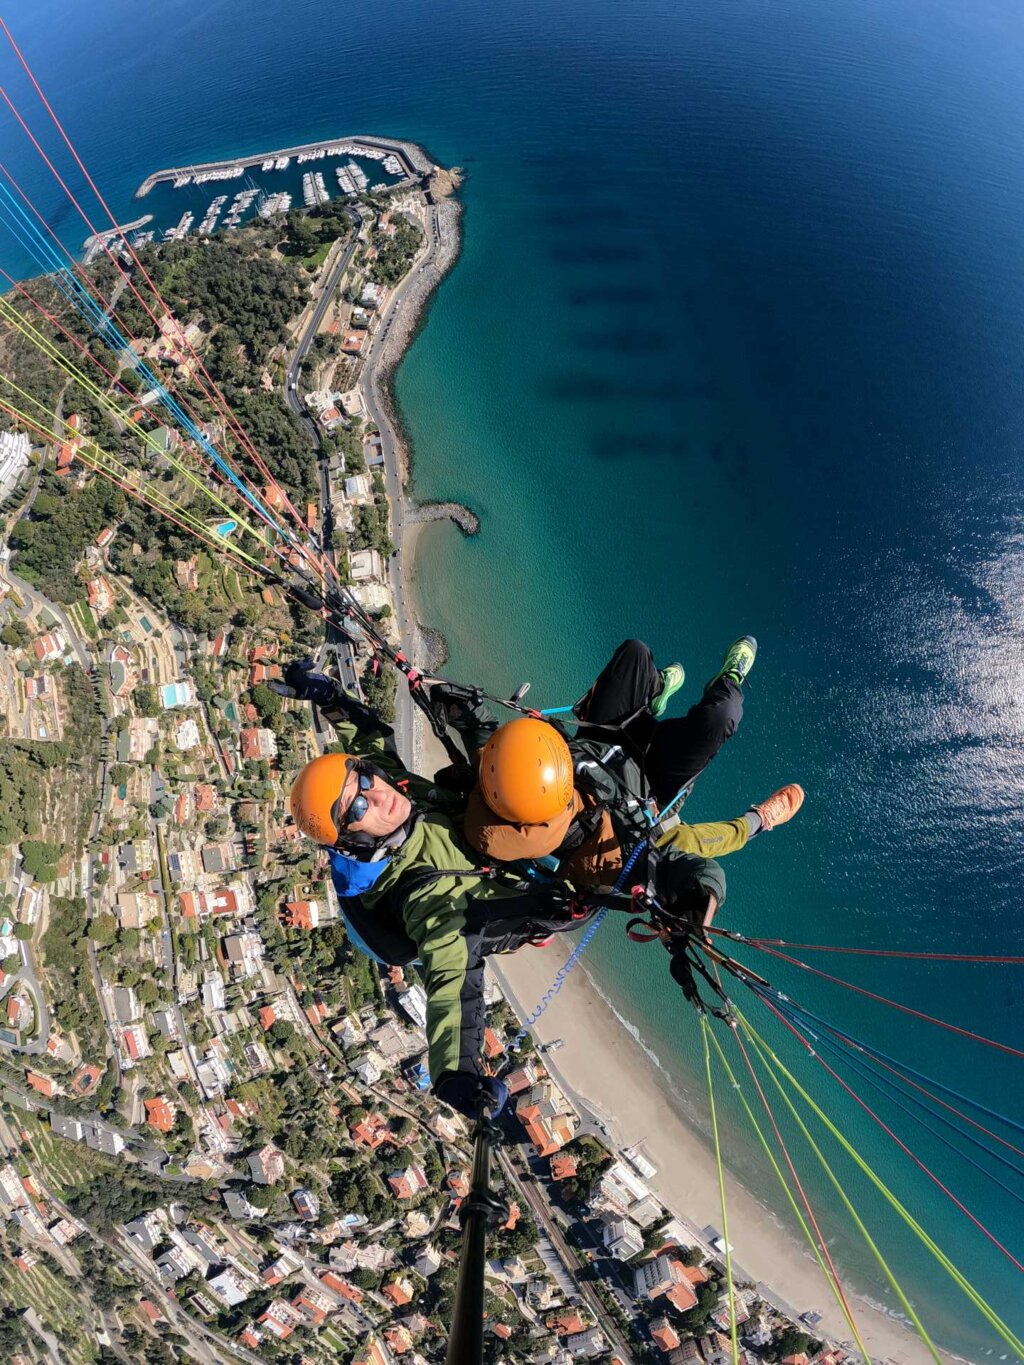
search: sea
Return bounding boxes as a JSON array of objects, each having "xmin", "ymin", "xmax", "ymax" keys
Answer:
[{"xmin": 2, "ymin": 0, "xmax": 1023, "ymax": 1356}]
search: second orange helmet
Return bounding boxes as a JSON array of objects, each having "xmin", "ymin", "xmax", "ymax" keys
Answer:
[{"xmin": 479, "ymin": 717, "xmax": 575, "ymax": 825}]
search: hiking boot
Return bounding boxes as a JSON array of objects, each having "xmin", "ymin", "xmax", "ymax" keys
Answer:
[
  {"xmin": 752, "ymin": 783, "xmax": 805, "ymax": 831},
  {"xmin": 706, "ymin": 635, "xmax": 757, "ymax": 690},
  {"xmin": 651, "ymin": 663, "xmax": 685, "ymax": 719}
]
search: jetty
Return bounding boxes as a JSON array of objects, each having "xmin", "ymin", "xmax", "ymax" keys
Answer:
[
  {"xmin": 406, "ymin": 501, "xmax": 480, "ymax": 536},
  {"xmin": 82, "ymin": 215, "xmax": 153, "ymax": 263},
  {"xmin": 135, "ymin": 134, "xmax": 433, "ymax": 198}
]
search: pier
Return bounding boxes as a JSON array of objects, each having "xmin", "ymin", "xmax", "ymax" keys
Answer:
[
  {"xmin": 135, "ymin": 133, "xmax": 433, "ymax": 198},
  {"xmin": 82, "ymin": 215, "xmax": 153, "ymax": 263}
]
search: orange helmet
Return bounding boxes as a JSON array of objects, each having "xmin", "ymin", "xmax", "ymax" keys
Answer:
[
  {"xmin": 479, "ymin": 718, "xmax": 574, "ymax": 825},
  {"xmin": 289, "ymin": 752, "xmax": 356, "ymax": 845}
]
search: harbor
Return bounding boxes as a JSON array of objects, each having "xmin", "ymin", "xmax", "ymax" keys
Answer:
[{"xmin": 79, "ymin": 135, "xmax": 439, "ymax": 259}]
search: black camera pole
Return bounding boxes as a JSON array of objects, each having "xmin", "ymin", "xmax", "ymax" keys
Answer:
[{"xmin": 445, "ymin": 1107, "xmax": 508, "ymax": 1365}]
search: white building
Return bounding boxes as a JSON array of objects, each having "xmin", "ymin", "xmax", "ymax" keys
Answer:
[
  {"xmin": 201, "ymin": 976, "xmax": 227, "ymax": 1013},
  {"xmin": 208, "ymin": 1266, "xmax": 253, "ymax": 1307},
  {"xmin": 603, "ymin": 1217, "xmax": 644, "ymax": 1260},
  {"xmin": 0, "ymin": 430, "xmax": 30, "ymax": 502},
  {"xmin": 396, "ymin": 984, "xmax": 427, "ymax": 1030}
]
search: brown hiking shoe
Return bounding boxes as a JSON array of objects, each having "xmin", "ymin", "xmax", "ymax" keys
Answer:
[{"xmin": 753, "ymin": 783, "xmax": 805, "ymax": 831}]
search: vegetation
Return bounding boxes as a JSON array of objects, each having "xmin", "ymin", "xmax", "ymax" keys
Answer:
[
  {"xmin": 40, "ymin": 896, "xmax": 104, "ymax": 1052},
  {"xmin": 8, "ymin": 472, "xmax": 124, "ymax": 605},
  {"xmin": 369, "ymin": 215, "xmax": 424, "ymax": 285}
]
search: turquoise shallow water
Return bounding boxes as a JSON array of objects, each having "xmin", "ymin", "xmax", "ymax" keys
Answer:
[{"xmin": 3, "ymin": 0, "xmax": 1024, "ymax": 1354}]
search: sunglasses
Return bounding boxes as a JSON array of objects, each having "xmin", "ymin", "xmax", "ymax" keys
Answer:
[{"xmin": 333, "ymin": 766, "xmax": 374, "ymax": 832}]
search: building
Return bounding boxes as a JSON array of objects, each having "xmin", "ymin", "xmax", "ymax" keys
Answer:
[
  {"xmin": 49, "ymin": 1113, "xmax": 86, "ymax": 1143},
  {"xmin": 208, "ymin": 1267, "xmax": 252, "ymax": 1307},
  {"xmin": 650, "ymin": 1317, "xmax": 681, "ymax": 1353},
  {"xmin": 25, "ymin": 1070, "xmax": 55, "ymax": 1098},
  {"xmin": 352, "ymin": 1337, "xmax": 390, "ymax": 1365},
  {"xmin": 257, "ymin": 1299, "xmax": 302, "ymax": 1341},
  {"xmin": 384, "ymin": 1323, "xmax": 414, "ymax": 1354},
  {"xmin": 121, "ymin": 1024, "xmax": 151, "ymax": 1065},
  {"xmin": 382, "ymin": 1277, "xmax": 414, "ymax": 1307},
  {"xmin": 396, "ymin": 983, "xmax": 427, "ymax": 1029},
  {"xmin": 69, "ymin": 1062, "xmax": 103, "ymax": 1096},
  {"xmin": 668, "ymin": 1342, "xmax": 703, "ymax": 1365},
  {"xmin": 291, "ymin": 1187, "xmax": 320, "ymax": 1221},
  {"xmin": 388, "ymin": 1165, "xmax": 428, "ymax": 1199},
  {"xmin": 248, "ymin": 1143, "xmax": 285, "ymax": 1185},
  {"xmin": 201, "ymin": 977, "xmax": 227, "ymax": 1013},
  {"xmin": 413, "ymin": 1245, "xmax": 442, "ymax": 1277},
  {"xmin": 634, "ymin": 1254, "xmax": 695, "ymax": 1303},
  {"xmin": 86, "ymin": 576, "xmax": 115, "ymax": 616},
  {"xmin": 240, "ymin": 726, "xmax": 277, "ymax": 761},
  {"xmin": 350, "ymin": 548, "xmax": 386, "ymax": 582},
  {"xmin": 144, "ymin": 1096, "xmax": 177, "ymax": 1133},
  {"xmin": 112, "ymin": 986, "xmax": 141, "ymax": 1024},
  {"xmin": 85, "ymin": 1125, "xmax": 125, "ymax": 1157},
  {"xmin": 284, "ymin": 899, "xmax": 320, "ymax": 930},
  {"xmin": 175, "ymin": 718, "xmax": 201, "ymax": 750},
  {"xmin": 223, "ymin": 1190, "xmax": 264, "ymax": 1220},
  {"xmin": 515, "ymin": 1080, "xmax": 577, "ymax": 1157},
  {"xmin": 0, "ymin": 429, "xmax": 31, "ymax": 502},
  {"xmin": 0, "ymin": 1164, "xmax": 29, "ymax": 1210},
  {"xmin": 292, "ymin": 1284, "xmax": 333, "ymax": 1325},
  {"xmin": 33, "ymin": 631, "xmax": 66, "ymax": 664},
  {"xmin": 566, "ymin": 1328, "xmax": 607, "ymax": 1359},
  {"xmin": 603, "ymin": 1218, "xmax": 644, "ymax": 1260}
]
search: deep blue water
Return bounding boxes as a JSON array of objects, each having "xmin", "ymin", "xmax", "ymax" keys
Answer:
[{"xmin": 3, "ymin": 1, "xmax": 1024, "ymax": 1356}]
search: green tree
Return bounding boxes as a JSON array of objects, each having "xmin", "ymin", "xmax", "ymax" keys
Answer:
[
  {"xmin": 13, "ymin": 923, "xmax": 33, "ymax": 941},
  {"xmin": 88, "ymin": 913, "xmax": 118, "ymax": 945},
  {"xmin": 133, "ymin": 684, "xmax": 161, "ymax": 718},
  {"xmin": 0, "ymin": 619, "xmax": 29, "ymax": 648}
]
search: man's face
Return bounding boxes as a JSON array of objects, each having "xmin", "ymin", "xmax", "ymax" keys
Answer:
[{"xmin": 335, "ymin": 766, "xmax": 411, "ymax": 841}]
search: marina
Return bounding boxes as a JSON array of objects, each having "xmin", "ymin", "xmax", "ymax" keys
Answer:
[{"xmin": 99, "ymin": 134, "xmax": 430, "ymax": 256}]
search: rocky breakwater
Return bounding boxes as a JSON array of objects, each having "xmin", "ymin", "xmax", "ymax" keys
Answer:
[{"xmin": 407, "ymin": 501, "xmax": 479, "ymax": 536}]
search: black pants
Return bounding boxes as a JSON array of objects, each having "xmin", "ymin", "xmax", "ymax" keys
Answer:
[{"xmin": 575, "ymin": 639, "xmax": 743, "ymax": 807}]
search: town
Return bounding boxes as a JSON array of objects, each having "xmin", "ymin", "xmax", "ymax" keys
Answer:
[{"xmin": 1, "ymin": 144, "xmax": 854, "ymax": 1365}]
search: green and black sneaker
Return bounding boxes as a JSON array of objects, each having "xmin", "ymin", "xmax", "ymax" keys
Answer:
[
  {"xmin": 706, "ymin": 636, "xmax": 757, "ymax": 690},
  {"xmin": 651, "ymin": 663, "xmax": 685, "ymax": 718}
]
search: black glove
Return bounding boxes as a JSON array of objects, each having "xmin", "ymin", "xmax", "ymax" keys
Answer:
[
  {"xmin": 428, "ymin": 681, "xmax": 481, "ymax": 724},
  {"xmin": 272, "ymin": 659, "xmax": 338, "ymax": 706},
  {"xmin": 435, "ymin": 1071, "xmax": 509, "ymax": 1119},
  {"xmin": 669, "ymin": 946, "xmax": 704, "ymax": 1007}
]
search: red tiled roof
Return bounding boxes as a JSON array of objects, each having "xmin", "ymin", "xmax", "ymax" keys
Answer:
[{"xmin": 144, "ymin": 1097, "xmax": 176, "ymax": 1133}]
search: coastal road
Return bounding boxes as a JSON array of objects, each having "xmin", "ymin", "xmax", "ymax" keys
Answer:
[
  {"xmin": 358, "ymin": 203, "xmax": 442, "ymax": 755},
  {"xmin": 283, "ymin": 207, "xmax": 362, "ymax": 696}
]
